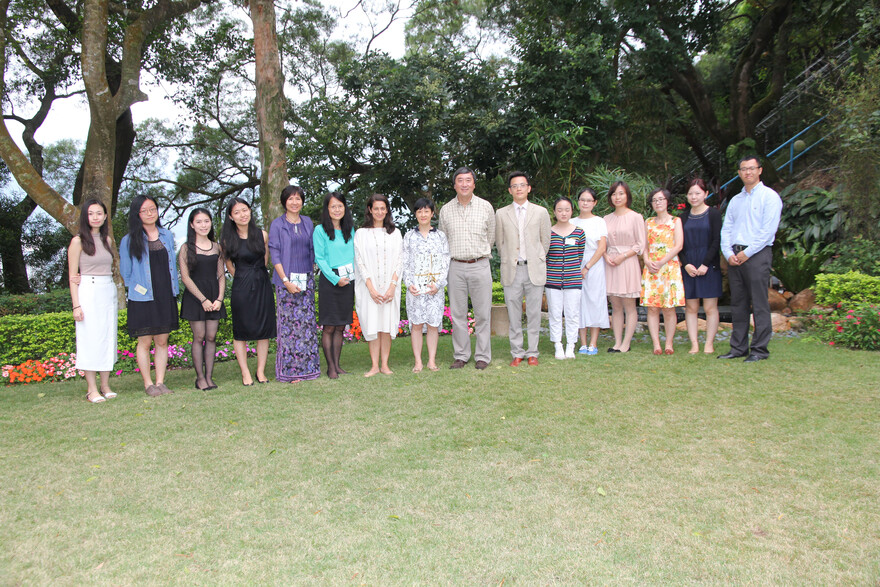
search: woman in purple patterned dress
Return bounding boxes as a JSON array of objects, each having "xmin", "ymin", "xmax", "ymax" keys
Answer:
[{"xmin": 268, "ymin": 186, "xmax": 321, "ymax": 382}]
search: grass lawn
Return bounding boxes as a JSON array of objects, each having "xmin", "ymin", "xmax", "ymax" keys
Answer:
[{"xmin": 1, "ymin": 333, "xmax": 879, "ymax": 584}]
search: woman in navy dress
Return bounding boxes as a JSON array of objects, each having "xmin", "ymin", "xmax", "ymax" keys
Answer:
[
  {"xmin": 680, "ymin": 178, "xmax": 723, "ymax": 354},
  {"xmin": 220, "ymin": 198, "xmax": 276, "ymax": 385}
]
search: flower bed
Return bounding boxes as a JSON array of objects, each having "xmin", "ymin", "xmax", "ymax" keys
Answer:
[
  {"xmin": 811, "ymin": 303, "xmax": 880, "ymax": 351},
  {"xmin": 3, "ymin": 307, "xmax": 469, "ymax": 386}
]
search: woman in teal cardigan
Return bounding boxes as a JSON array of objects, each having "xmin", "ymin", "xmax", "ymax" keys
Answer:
[{"xmin": 313, "ymin": 192, "xmax": 355, "ymax": 379}]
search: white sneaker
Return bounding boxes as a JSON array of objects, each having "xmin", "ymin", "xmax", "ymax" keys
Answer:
[
  {"xmin": 578, "ymin": 345, "xmax": 589, "ymax": 354},
  {"xmin": 554, "ymin": 342, "xmax": 565, "ymax": 360},
  {"xmin": 564, "ymin": 343, "xmax": 576, "ymax": 359}
]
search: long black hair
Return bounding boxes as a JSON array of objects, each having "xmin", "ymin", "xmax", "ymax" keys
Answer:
[
  {"xmin": 185, "ymin": 207, "xmax": 216, "ymax": 272},
  {"xmin": 362, "ymin": 193, "xmax": 396, "ymax": 234},
  {"xmin": 126, "ymin": 195, "xmax": 162, "ymax": 261},
  {"xmin": 78, "ymin": 198, "xmax": 112, "ymax": 257},
  {"xmin": 220, "ymin": 197, "xmax": 264, "ymax": 259},
  {"xmin": 321, "ymin": 192, "xmax": 353, "ymax": 242}
]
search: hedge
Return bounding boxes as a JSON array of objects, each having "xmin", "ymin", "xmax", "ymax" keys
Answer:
[
  {"xmin": 0, "ymin": 302, "xmax": 235, "ymax": 366},
  {"xmin": 814, "ymin": 271, "xmax": 880, "ymax": 307},
  {"xmin": 0, "ymin": 289, "xmax": 75, "ymax": 317}
]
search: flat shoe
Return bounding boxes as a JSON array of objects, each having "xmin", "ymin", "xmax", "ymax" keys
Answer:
[
  {"xmin": 156, "ymin": 383, "xmax": 173, "ymax": 395},
  {"xmin": 242, "ymin": 378, "xmax": 255, "ymax": 387},
  {"xmin": 717, "ymin": 352, "xmax": 747, "ymax": 359},
  {"xmin": 87, "ymin": 391, "xmax": 106, "ymax": 403},
  {"xmin": 257, "ymin": 379, "xmax": 270, "ymax": 384},
  {"xmin": 101, "ymin": 389, "xmax": 117, "ymax": 399},
  {"xmin": 744, "ymin": 355, "xmax": 767, "ymax": 363},
  {"xmin": 608, "ymin": 348, "xmax": 621, "ymax": 353},
  {"xmin": 145, "ymin": 385, "xmax": 162, "ymax": 397}
]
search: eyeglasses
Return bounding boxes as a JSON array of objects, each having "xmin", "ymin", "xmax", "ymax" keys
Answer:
[
  {"xmin": 738, "ymin": 166, "xmax": 761, "ymax": 172},
  {"xmin": 140, "ymin": 207, "xmax": 158, "ymax": 215},
  {"xmin": 509, "ymin": 183, "xmax": 528, "ymax": 189},
  {"xmin": 651, "ymin": 199, "xmax": 667, "ymax": 204}
]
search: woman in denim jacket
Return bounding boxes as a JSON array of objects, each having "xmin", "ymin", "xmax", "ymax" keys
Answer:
[{"xmin": 119, "ymin": 195, "xmax": 179, "ymax": 397}]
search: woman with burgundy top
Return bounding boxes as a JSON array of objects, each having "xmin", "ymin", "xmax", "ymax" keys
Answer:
[{"xmin": 268, "ymin": 186, "xmax": 321, "ymax": 382}]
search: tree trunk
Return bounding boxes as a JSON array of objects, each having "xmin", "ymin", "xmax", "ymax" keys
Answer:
[
  {"xmin": 249, "ymin": 0, "xmax": 290, "ymax": 226},
  {"xmin": 0, "ymin": 197, "xmax": 37, "ymax": 293}
]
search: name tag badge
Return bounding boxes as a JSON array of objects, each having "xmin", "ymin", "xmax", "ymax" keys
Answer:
[
  {"xmin": 134, "ymin": 284, "xmax": 148, "ymax": 296},
  {"xmin": 565, "ymin": 238, "xmax": 577, "ymax": 246}
]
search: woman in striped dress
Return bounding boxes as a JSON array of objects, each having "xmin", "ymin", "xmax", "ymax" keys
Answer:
[{"xmin": 546, "ymin": 197, "xmax": 587, "ymax": 360}]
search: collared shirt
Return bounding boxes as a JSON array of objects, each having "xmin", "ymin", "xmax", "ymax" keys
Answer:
[
  {"xmin": 515, "ymin": 202, "xmax": 528, "ymax": 261},
  {"xmin": 720, "ymin": 181, "xmax": 783, "ymax": 259},
  {"xmin": 438, "ymin": 194, "xmax": 496, "ymax": 260}
]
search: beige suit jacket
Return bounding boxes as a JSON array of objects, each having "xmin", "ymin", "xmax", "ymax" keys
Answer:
[{"xmin": 495, "ymin": 202, "xmax": 551, "ymax": 287}]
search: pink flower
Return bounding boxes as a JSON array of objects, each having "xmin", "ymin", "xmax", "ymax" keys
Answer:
[{"xmin": 829, "ymin": 341, "xmax": 835, "ymax": 346}]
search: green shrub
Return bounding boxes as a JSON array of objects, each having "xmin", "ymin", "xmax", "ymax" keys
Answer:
[
  {"xmin": 771, "ymin": 243, "xmax": 834, "ymax": 293},
  {"xmin": 0, "ymin": 302, "xmax": 237, "ymax": 366},
  {"xmin": 775, "ymin": 185, "xmax": 844, "ymax": 251},
  {"xmin": 0, "ymin": 289, "xmax": 75, "ymax": 317},
  {"xmin": 824, "ymin": 236, "xmax": 880, "ymax": 276},
  {"xmin": 810, "ymin": 303, "xmax": 880, "ymax": 351},
  {"xmin": 814, "ymin": 271, "xmax": 880, "ymax": 306}
]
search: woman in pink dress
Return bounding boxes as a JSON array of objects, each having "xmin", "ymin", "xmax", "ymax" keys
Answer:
[{"xmin": 603, "ymin": 181, "xmax": 646, "ymax": 353}]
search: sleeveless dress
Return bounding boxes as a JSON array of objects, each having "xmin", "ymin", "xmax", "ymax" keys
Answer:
[
  {"xmin": 127, "ymin": 240, "xmax": 179, "ymax": 337},
  {"xmin": 681, "ymin": 211, "xmax": 723, "ymax": 299},
  {"xmin": 640, "ymin": 216, "xmax": 685, "ymax": 308},
  {"xmin": 229, "ymin": 237, "xmax": 276, "ymax": 341},
  {"xmin": 180, "ymin": 250, "xmax": 227, "ymax": 321}
]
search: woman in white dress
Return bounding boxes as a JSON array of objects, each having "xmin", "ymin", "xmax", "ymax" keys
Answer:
[
  {"xmin": 354, "ymin": 193, "xmax": 403, "ymax": 377},
  {"xmin": 68, "ymin": 199, "xmax": 118, "ymax": 403},
  {"xmin": 401, "ymin": 198, "xmax": 450, "ymax": 372},
  {"xmin": 571, "ymin": 187, "xmax": 609, "ymax": 355}
]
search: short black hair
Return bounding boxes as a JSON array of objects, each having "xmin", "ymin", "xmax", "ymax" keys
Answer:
[
  {"xmin": 737, "ymin": 155, "xmax": 761, "ymax": 168},
  {"xmin": 413, "ymin": 197, "xmax": 435, "ymax": 212},
  {"xmin": 507, "ymin": 171, "xmax": 529, "ymax": 187}
]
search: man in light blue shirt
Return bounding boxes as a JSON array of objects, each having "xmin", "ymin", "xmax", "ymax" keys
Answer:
[{"xmin": 718, "ymin": 155, "xmax": 783, "ymax": 362}]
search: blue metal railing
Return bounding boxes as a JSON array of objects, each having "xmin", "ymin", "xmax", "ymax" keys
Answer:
[{"xmin": 714, "ymin": 115, "xmax": 832, "ymax": 198}]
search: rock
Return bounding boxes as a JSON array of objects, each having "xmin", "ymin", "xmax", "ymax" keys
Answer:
[
  {"xmin": 783, "ymin": 291, "xmax": 794, "ymax": 300},
  {"xmin": 747, "ymin": 313, "xmax": 791, "ymax": 332},
  {"xmin": 676, "ymin": 318, "xmax": 707, "ymax": 332},
  {"xmin": 788, "ymin": 316, "xmax": 810, "ymax": 332},
  {"xmin": 490, "ymin": 305, "xmax": 509, "ymax": 337},
  {"xmin": 771, "ymin": 312, "xmax": 791, "ymax": 332},
  {"xmin": 789, "ymin": 288, "xmax": 816, "ymax": 313},
  {"xmin": 782, "ymin": 307, "xmax": 792, "ymax": 316},
  {"xmin": 768, "ymin": 288, "xmax": 788, "ymax": 312}
]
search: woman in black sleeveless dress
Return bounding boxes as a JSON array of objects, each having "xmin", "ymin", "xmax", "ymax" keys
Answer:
[
  {"xmin": 220, "ymin": 198, "xmax": 276, "ymax": 385},
  {"xmin": 179, "ymin": 208, "xmax": 227, "ymax": 390}
]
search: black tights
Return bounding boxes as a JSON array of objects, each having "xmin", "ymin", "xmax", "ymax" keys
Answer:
[
  {"xmin": 321, "ymin": 325, "xmax": 346, "ymax": 378},
  {"xmin": 191, "ymin": 320, "xmax": 219, "ymax": 388}
]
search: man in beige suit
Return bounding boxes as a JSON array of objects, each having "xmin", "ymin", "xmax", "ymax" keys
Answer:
[{"xmin": 495, "ymin": 171, "xmax": 551, "ymax": 366}]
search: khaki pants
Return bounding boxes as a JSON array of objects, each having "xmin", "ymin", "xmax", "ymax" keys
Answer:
[{"xmin": 447, "ymin": 258, "xmax": 492, "ymax": 364}]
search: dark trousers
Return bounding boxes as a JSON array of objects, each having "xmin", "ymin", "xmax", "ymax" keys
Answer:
[{"xmin": 727, "ymin": 247, "xmax": 772, "ymax": 358}]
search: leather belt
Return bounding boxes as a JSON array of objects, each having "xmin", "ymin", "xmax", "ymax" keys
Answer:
[{"xmin": 452, "ymin": 257, "xmax": 486, "ymax": 264}]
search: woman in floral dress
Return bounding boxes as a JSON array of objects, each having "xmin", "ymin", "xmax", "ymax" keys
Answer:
[
  {"xmin": 641, "ymin": 188, "xmax": 685, "ymax": 355},
  {"xmin": 401, "ymin": 198, "xmax": 450, "ymax": 372}
]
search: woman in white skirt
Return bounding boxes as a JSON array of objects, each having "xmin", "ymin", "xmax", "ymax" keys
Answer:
[
  {"xmin": 571, "ymin": 187, "xmax": 609, "ymax": 355},
  {"xmin": 68, "ymin": 199, "xmax": 118, "ymax": 403}
]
